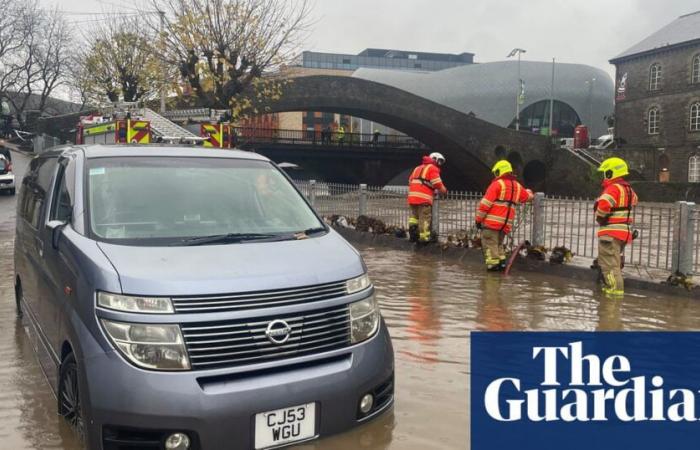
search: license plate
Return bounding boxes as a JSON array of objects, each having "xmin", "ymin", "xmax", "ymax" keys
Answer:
[{"xmin": 254, "ymin": 403, "xmax": 316, "ymax": 449}]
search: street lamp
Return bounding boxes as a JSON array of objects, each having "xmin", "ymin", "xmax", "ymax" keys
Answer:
[
  {"xmin": 507, "ymin": 48, "xmax": 527, "ymax": 131},
  {"xmin": 585, "ymin": 77, "xmax": 597, "ymax": 127}
]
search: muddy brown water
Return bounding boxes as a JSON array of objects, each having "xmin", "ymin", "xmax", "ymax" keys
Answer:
[{"xmin": 2, "ymin": 152, "xmax": 700, "ymax": 450}]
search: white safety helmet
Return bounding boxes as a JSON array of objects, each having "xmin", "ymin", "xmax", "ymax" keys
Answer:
[{"xmin": 430, "ymin": 152, "xmax": 446, "ymax": 166}]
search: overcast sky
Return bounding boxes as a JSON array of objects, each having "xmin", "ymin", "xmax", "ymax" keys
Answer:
[{"xmin": 51, "ymin": 0, "xmax": 700, "ymax": 81}]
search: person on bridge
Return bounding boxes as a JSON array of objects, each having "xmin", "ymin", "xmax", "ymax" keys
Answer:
[
  {"xmin": 594, "ymin": 157, "xmax": 638, "ymax": 297},
  {"xmin": 407, "ymin": 152, "xmax": 448, "ymax": 243},
  {"xmin": 372, "ymin": 129, "xmax": 381, "ymax": 146},
  {"xmin": 337, "ymin": 125, "xmax": 346, "ymax": 146},
  {"xmin": 475, "ymin": 160, "xmax": 534, "ymax": 271}
]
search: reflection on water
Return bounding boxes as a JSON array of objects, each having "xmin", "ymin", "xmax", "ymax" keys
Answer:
[{"xmin": 2, "ymin": 233, "xmax": 700, "ymax": 449}]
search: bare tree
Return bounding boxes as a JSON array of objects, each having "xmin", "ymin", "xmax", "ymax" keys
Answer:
[
  {"xmin": 0, "ymin": 1, "xmax": 74, "ymax": 128},
  {"xmin": 146, "ymin": 0, "xmax": 311, "ymax": 114},
  {"xmin": 34, "ymin": 8, "xmax": 72, "ymax": 114},
  {"xmin": 1, "ymin": 0, "xmax": 43, "ymax": 128},
  {"xmin": 71, "ymin": 15, "xmax": 166, "ymax": 105}
]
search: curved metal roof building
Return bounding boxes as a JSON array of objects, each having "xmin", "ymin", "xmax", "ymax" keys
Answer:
[{"xmin": 353, "ymin": 60, "xmax": 614, "ymax": 137}]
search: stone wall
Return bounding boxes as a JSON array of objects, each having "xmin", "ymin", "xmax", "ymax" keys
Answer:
[
  {"xmin": 630, "ymin": 181, "xmax": 700, "ymax": 203},
  {"xmin": 613, "ymin": 42, "xmax": 700, "ymax": 182}
]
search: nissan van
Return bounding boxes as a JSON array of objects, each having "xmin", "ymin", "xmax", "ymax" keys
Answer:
[{"xmin": 14, "ymin": 145, "xmax": 394, "ymax": 450}]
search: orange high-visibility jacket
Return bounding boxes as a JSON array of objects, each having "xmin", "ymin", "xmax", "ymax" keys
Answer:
[
  {"xmin": 595, "ymin": 179, "xmax": 638, "ymax": 243},
  {"xmin": 407, "ymin": 157, "xmax": 447, "ymax": 205},
  {"xmin": 476, "ymin": 175, "xmax": 533, "ymax": 234}
]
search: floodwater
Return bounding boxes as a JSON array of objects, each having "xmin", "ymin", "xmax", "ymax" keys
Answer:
[{"xmin": 2, "ymin": 151, "xmax": 700, "ymax": 450}]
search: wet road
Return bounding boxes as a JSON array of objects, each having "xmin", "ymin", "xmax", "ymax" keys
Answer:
[{"xmin": 1, "ymin": 151, "xmax": 700, "ymax": 449}]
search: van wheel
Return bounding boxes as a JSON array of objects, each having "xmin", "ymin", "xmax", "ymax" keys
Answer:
[{"xmin": 58, "ymin": 353, "xmax": 86, "ymax": 444}]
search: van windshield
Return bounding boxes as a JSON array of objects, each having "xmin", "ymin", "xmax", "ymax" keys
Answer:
[{"xmin": 86, "ymin": 157, "xmax": 324, "ymax": 245}]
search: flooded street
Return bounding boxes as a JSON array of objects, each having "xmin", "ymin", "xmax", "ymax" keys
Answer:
[{"xmin": 2, "ymin": 151, "xmax": 700, "ymax": 449}]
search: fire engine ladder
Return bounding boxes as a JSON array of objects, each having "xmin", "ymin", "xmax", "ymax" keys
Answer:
[{"xmin": 140, "ymin": 108, "xmax": 199, "ymax": 141}]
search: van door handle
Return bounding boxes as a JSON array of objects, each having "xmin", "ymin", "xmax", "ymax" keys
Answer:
[{"xmin": 35, "ymin": 237, "xmax": 44, "ymax": 258}]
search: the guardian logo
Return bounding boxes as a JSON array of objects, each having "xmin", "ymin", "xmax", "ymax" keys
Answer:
[{"xmin": 484, "ymin": 341, "xmax": 699, "ymax": 422}]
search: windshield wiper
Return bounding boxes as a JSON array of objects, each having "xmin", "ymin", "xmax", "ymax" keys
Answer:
[
  {"xmin": 303, "ymin": 227, "xmax": 327, "ymax": 236},
  {"xmin": 180, "ymin": 233, "xmax": 279, "ymax": 246},
  {"xmin": 181, "ymin": 227, "xmax": 328, "ymax": 246}
]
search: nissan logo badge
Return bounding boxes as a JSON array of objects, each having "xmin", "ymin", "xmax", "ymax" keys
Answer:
[{"xmin": 265, "ymin": 320, "xmax": 292, "ymax": 345}]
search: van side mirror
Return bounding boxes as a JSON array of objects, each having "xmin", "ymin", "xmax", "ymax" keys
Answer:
[{"xmin": 47, "ymin": 220, "xmax": 67, "ymax": 250}]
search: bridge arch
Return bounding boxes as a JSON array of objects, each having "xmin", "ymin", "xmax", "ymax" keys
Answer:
[{"xmin": 255, "ymin": 75, "xmax": 551, "ymax": 190}]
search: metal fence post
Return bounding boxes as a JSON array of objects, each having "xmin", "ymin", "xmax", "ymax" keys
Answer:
[
  {"xmin": 359, "ymin": 184, "xmax": 367, "ymax": 216},
  {"xmin": 531, "ymin": 192, "xmax": 546, "ymax": 247},
  {"xmin": 309, "ymin": 179, "xmax": 316, "ymax": 208},
  {"xmin": 432, "ymin": 193, "xmax": 440, "ymax": 239},
  {"xmin": 672, "ymin": 201, "xmax": 695, "ymax": 276}
]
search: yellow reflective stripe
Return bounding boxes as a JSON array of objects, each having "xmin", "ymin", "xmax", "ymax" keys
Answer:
[
  {"xmin": 476, "ymin": 211, "xmax": 487, "ymax": 219},
  {"xmin": 600, "ymin": 224, "xmax": 630, "ymax": 231},
  {"xmin": 420, "ymin": 165, "xmax": 431, "ymax": 179},
  {"xmin": 609, "ymin": 211, "xmax": 632, "ymax": 219},
  {"xmin": 411, "ymin": 179, "xmax": 427, "ymax": 184},
  {"xmin": 430, "ymin": 177, "xmax": 442, "ymax": 184},
  {"xmin": 409, "ymin": 192, "xmax": 433, "ymax": 200},
  {"xmin": 84, "ymin": 122, "xmax": 116, "ymax": 136},
  {"xmin": 408, "ymin": 218, "xmax": 418, "ymax": 225},
  {"xmin": 497, "ymin": 179, "xmax": 507, "ymax": 201},
  {"xmin": 480, "ymin": 198, "xmax": 493, "ymax": 207},
  {"xmin": 515, "ymin": 183, "xmax": 522, "ymax": 203},
  {"xmin": 616, "ymin": 184, "xmax": 626, "ymax": 206},
  {"xmin": 485, "ymin": 215, "xmax": 507, "ymax": 224},
  {"xmin": 599, "ymin": 194, "xmax": 616, "ymax": 207}
]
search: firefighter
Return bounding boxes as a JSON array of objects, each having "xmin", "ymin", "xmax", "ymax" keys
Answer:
[
  {"xmin": 475, "ymin": 160, "xmax": 533, "ymax": 271},
  {"xmin": 407, "ymin": 153, "xmax": 448, "ymax": 243},
  {"xmin": 594, "ymin": 157, "xmax": 638, "ymax": 297}
]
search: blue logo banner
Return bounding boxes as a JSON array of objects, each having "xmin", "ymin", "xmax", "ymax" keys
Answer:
[{"xmin": 471, "ymin": 332, "xmax": 700, "ymax": 450}]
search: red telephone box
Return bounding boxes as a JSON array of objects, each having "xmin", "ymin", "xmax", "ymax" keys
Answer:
[{"xmin": 574, "ymin": 125, "xmax": 590, "ymax": 149}]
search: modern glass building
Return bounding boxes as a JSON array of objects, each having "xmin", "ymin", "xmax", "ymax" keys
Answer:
[
  {"xmin": 354, "ymin": 61, "xmax": 614, "ymax": 138},
  {"xmin": 296, "ymin": 49, "xmax": 474, "ymax": 72}
]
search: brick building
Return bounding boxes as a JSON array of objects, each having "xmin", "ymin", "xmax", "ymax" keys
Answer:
[{"xmin": 610, "ymin": 11, "xmax": 700, "ymax": 182}]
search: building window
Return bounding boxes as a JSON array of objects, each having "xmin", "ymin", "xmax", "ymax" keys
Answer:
[
  {"xmin": 691, "ymin": 103, "xmax": 700, "ymax": 131},
  {"xmin": 692, "ymin": 55, "xmax": 700, "ymax": 84},
  {"xmin": 649, "ymin": 63, "xmax": 662, "ymax": 91},
  {"xmin": 507, "ymin": 100, "xmax": 581, "ymax": 137},
  {"xmin": 648, "ymin": 107, "xmax": 660, "ymax": 135},
  {"xmin": 690, "ymin": 156, "xmax": 700, "ymax": 183}
]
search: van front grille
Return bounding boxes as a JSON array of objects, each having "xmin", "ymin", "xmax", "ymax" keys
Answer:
[
  {"xmin": 172, "ymin": 281, "xmax": 349, "ymax": 313},
  {"xmin": 181, "ymin": 304, "xmax": 351, "ymax": 369}
]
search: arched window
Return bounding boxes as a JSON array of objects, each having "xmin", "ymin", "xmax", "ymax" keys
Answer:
[
  {"xmin": 691, "ymin": 103, "xmax": 700, "ymax": 131},
  {"xmin": 689, "ymin": 155, "xmax": 700, "ymax": 183},
  {"xmin": 507, "ymin": 100, "xmax": 581, "ymax": 137},
  {"xmin": 649, "ymin": 63, "xmax": 662, "ymax": 91},
  {"xmin": 692, "ymin": 55, "xmax": 700, "ymax": 84},
  {"xmin": 648, "ymin": 107, "xmax": 660, "ymax": 135}
]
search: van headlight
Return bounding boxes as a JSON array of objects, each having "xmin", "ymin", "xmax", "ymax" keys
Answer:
[
  {"xmin": 350, "ymin": 295, "xmax": 380, "ymax": 344},
  {"xmin": 101, "ymin": 320, "xmax": 190, "ymax": 371},
  {"xmin": 346, "ymin": 274, "xmax": 371, "ymax": 294},
  {"xmin": 97, "ymin": 292, "xmax": 174, "ymax": 314}
]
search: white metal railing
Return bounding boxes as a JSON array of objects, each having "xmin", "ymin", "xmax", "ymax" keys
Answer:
[{"xmin": 294, "ymin": 179, "xmax": 694, "ymax": 276}]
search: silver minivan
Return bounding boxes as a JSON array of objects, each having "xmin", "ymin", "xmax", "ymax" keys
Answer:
[{"xmin": 14, "ymin": 145, "xmax": 394, "ymax": 450}]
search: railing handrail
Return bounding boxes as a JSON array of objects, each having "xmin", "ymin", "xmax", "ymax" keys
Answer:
[
  {"xmin": 232, "ymin": 126, "xmax": 429, "ymax": 149},
  {"xmin": 293, "ymin": 179, "xmax": 692, "ymax": 277}
]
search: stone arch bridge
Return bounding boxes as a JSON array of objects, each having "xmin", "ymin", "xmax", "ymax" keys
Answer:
[{"xmin": 250, "ymin": 75, "xmax": 555, "ymax": 191}]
